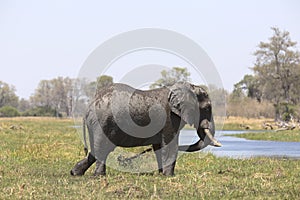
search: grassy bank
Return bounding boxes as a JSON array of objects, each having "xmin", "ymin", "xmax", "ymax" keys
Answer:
[
  {"xmin": 184, "ymin": 116, "xmax": 272, "ymax": 131},
  {"xmin": 0, "ymin": 118, "xmax": 300, "ymax": 199},
  {"xmin": 221, "ymin": 116, "xmax": 274, "ymax": 130},
  {"xmin": 221, "ymin": 117, "xmax": 300, "ymax": 142},
  {"xmin": 227, "ymin": 130, "xmax": 300, "ymax": 142}
]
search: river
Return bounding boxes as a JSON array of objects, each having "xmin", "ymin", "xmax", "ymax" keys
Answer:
[{"xmin": 179, "ymin": 130, "xmax": 300, "ymax": 159}]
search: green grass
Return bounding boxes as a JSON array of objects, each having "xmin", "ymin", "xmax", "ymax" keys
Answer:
[
  {"xmin": 0, "ymin": 118, "xmax": 300, "ymax": 199},
  {"xmin": 227, "ymin": 130, "xmax": 300, "ymax": 142}
]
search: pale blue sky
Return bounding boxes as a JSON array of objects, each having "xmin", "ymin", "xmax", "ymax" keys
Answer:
[{"xmin": 1, "ymin": 0, "xmax": 300, "ymax": 98}]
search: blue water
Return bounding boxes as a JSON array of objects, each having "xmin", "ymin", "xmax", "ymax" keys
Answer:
[{"xmin": 179, "ymin": 130, "xmax": 300, "ymax": 159}]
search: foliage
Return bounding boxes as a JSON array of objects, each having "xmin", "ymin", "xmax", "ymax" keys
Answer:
[
  {"xmin": 253, "ymin": 27, "xmax": 300, "ymax": 119},
  {"xmin": 87, "ymin": 75, "xmax": 114, "ymax": 97},
  {"xmin": 253, "ymin": 27, "xmax": 300, "ymax": 101},
  {"xmin": 0, "ymin": 106, "xmax": 20, "ymax": 117},
  {"xmin": 22, "ymin": 106, "xmax": 60, "ymax": 117},
  {"xmin": 227, "ymin": 94, "xmax": 275, "ymax": 119},
  {"xmin": 30, "ymin": 75, "xmax": 113, "ymax": 117},
  {"xmin": 150, "ymin": 67, "xmax": 190, "ymax": 88},
  {"xmin": 207, "ymin": 84, "xmax": 227, "ymax": 118},
  {"xmin": 233, "ymin": 27, "xmax": 300, "ymax": 120},
  {"xmin": 18, "ymin": 98, "xmax": 31, "ymax": 112},
  {"xmin": 0, "ymin": 80, "xmax": 19, "ymax": 108},
  {"xmin": 30, "ymin": 77, "xmax": 73, "ymax": 116},
  {"xmin": 0, "ymin": 118, "xmax": 299, "ymax": 199},
  {"xmin": 96, "ymin": 75, "xmax": 114, "ymax": 90},
  {"xmin": 233, "ymin": 74, "xmax": 261, "ymax": 102}
]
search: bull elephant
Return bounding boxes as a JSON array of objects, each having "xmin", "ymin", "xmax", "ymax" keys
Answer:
[{"xmin": 71, "ymin": 82, "xmax": 221, "ymax": 176}]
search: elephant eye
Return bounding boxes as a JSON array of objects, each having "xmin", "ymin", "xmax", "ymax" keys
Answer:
[{"xmin": 200, "ymin": 101, "xmax": 211, "ymax": 110}]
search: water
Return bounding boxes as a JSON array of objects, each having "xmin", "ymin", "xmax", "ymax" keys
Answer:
[{"xmin": 179, "ymin": 129, "xmax": 300, "ymax": 159}]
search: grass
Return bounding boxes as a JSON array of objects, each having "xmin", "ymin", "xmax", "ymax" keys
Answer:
[
  {"xmin": 227, "ymin": 130, "xmax": 300, "ymax": 142},
  {"xmin": 221, "ymin": 116, "xmax": 274, "ymax": 130},
  {"xmin": 0, "ymin": 117, "xmax": 300, "ymax": 199}
]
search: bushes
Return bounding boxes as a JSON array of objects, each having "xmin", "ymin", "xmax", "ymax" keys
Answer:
[
  {"xmin": 22, "ymin": 106, "xmax": 61, "ymax": 117},
  {"xmin": 0, "ymin": 106, "xmax": 20, "ymax": 117},
  {"xmin": 227, "ymin": 97, "xmax": 275, "ymax": 119},
  {"xmin": 0, "ymin": 106, "xmax": 62, "ymax": 118}
]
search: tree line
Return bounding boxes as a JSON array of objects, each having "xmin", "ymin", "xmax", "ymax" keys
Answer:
[
  {"xmin": 0, "ymin": 76, "xmax": 113, "ymax": 117},
  {"xmin": 1, "ymin": 27, "xmax": 299, "ymax": 121}
]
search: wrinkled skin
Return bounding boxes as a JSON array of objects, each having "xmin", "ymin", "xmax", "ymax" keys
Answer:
[{"xmin": 71, "ymin": 82, "xmax": 221, "ymax": 176}]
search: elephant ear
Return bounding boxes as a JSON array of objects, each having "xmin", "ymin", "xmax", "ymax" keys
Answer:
[{"xmin": 168, "ymin": 83, "xmax": 199, "ymax": 126}]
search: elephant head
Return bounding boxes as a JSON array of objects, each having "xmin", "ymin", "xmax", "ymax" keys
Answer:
[{"xmin": 168, "ymin": 82, "xmax": 222, "ymax": 152}]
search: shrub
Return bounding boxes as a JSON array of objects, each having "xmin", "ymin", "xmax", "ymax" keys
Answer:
[
  {"xmin": 0, "ymin": 106, "xmax": 20, "ymax": 117},
  {"xmin": 22, "ymin": 106, "xmax": 61, "ymax": 117},
  {"xmin": 227, "ymin": 97, "xmax": 275, "ymax": 119}
]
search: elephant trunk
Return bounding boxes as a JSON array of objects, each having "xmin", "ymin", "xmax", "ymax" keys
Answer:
[
  {"xmin": 178, "ymin": 118, "xmax": 222, "ymax": 152},
  {"xmin": 178, "ymin": 139, "xmax": 206, "ymax": 152}
]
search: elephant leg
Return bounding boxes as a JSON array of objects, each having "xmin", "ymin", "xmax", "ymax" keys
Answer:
[
  {"xmin": 94, "ymin": 160, "xmax": 107, "ymax": 176},
  {"xmin": 70, "ymin": 153, "xmax": 96, "ymax": 176},
  {"xmin": 152, "ymin": 143, "xmax": 163, "ymax": 173},
  {"xmin": 161, "ymin": 133, "xmax": 179, "ymax": 176},
  {"xmin": 93, "ymin": 148, "xmax": 114, "ymax": 176},
  {"xmin": 93, "ymin": 139, "xmax": 115, "ymax": 176}
]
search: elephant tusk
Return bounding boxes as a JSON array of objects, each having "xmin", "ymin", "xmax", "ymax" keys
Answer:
[{"xmin": 204, "ymin": 129, "xmax": 222, "ymax": 147}]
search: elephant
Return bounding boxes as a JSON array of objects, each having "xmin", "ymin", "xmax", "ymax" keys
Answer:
[{"xmin": 70, "ymin": 82, "xmax": 221, "ymax": 176}]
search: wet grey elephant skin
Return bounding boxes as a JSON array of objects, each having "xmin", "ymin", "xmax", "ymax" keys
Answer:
[{"xmin": 70, "ymin": 82, "xmax": 221, "ymax": 176}]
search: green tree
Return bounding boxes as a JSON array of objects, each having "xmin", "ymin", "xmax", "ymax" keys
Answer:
[
  {"xmin": 86, "ymin": 75, "xmax": 114, "ymax": 97},
  {"xmin": 150, "ymin": 67, "xmax": 190, "ymax": 89},
  {"xmin": 31, "ymin": 77, "xmax": 76, "ymax": 117},
  {"xmin": 30, "ymin": 80, "xmax": 52, "ymax": 109},
  {"xmin": 96, "ymin": 75, "xmax": 113, "ymax": 90},
  {"xmin": 0, "ymin": 106, "xmax": 20, "ymax": 117},
  {"xmin": 233, "ymin": 74, "xmax": 261, "ymax": 102},
  {"xmin": 0, "ymin": 81, "xmax": 19, "ymax": 108},
  {"xmin": 207, "ymin": 84, "xmax": 228, "ymax": 118},
  {"xmin": 31, "ymin": 75, "xmax": 114, "ymax": 117},
  {"xmin": 252, "ymin": 27, "xmax": 300, "ymax": 120},
  {"xmin": 18, "ymin": 98, "xmax": 31, "ymax": 113}
]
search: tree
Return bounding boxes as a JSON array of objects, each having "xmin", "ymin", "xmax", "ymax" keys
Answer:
[
  {"xmin": 150, "ymin": 67, "xmax": 190, "ymax": 88},
  {"xmin": 86, "ymin": 75, "xmax": 114, "ymax": 97},
  {"xmin": 252, "ymin": 27, "xmax": 300, "ymax": 120},
  {"xmin": 50, "ymin": 77, "xmax": 73, "ymax": 117},
  {"xmin": 30, "ymin": 76, "xmax": 114, "ymax": 117},
  {"xmin": 31, "ymin": 77, "xmax": 74, "ymax": 117},
  {"xmin": 0, "ymin": 81, "xmax": 19, "ymax": 108},
  {"xmin": 72, "ymin": 78, "xmax": 91, "ymax": 116},
  {"xmin": 96, "ymin": 75, "xmax": 113, "ymax": 89},
  {"xmin": 207, "ymin": 84, "xmax": 228, "ymax": 118},
  {"xmin": 233, "ymin": 74, "xmax": 262, "ymax": 102},
  {"xmin": 0, "ymin": 106, "xmax": 20, "ymax": 117},
  {"xmin": 18, "ymin": 98, "xmax": 31, "ymax": 113},
  {"xmin": 30, "ymin": 80, "xmax": 52, "ymax": 108}
]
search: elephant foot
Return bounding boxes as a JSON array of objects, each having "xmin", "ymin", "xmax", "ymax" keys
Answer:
[
  {"xmin": 162, "ymin": 165, "xmax": 175, "ymax": 176},
  {"xmin": 94, "ymin": 160, "xmax": 106, "ymax": 176},
  {"xmin": 70, "ymin": 157, "xmax": 89, "ymax": 176},
  {"xmin": 93, "ymin": 171, "xmax": 106, "ymax": 177},
  {"xmin": 70, "ymin": 154, "xmax": 96, "ymax": 176},
  {"xmin": 70, "ymin": 169, "xmax": 82, "ymax": 176},
  {"xmin": 162, "ymin": 170, "xmax": 175, "ymax": 176}
]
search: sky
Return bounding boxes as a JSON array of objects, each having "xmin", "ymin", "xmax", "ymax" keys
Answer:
[{"xmin": 1, "ymin": 0, "xmax": 300, "ymax": 99}]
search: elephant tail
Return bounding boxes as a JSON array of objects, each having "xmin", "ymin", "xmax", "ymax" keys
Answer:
[
  {"xmin": 117, "ymin": 148, "xmax": 152, "ymax": 166},
  {"xmin": 83, "ymin": 118, "xmax": 88, "ymax": 156}
]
